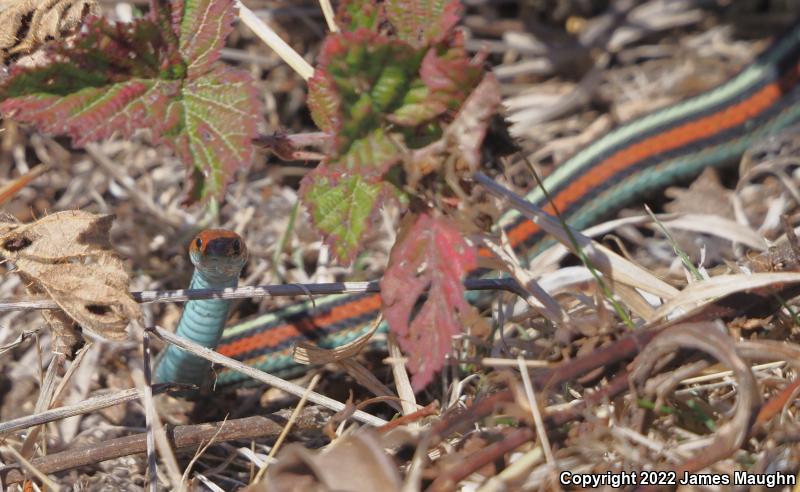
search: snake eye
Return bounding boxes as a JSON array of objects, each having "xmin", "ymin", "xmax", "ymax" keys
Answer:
[
  {"xmin": 232, "ymin": 239, "xmax": 241, "ymax": 254},
  {"xmin": 195, "ymin": 237, "xmax": 203, "ymax": 249}
]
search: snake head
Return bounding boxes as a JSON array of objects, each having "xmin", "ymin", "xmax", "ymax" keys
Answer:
[{"xmin": 189, "ymin": 229, "xmax": 248, "ymax": 279}]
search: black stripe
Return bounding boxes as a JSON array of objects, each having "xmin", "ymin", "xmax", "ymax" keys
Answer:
[{"xmin": 537, "ymin": 22, "xmax": 800, "ymax": 207}]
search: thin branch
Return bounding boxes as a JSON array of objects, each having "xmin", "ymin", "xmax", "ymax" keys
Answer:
[
  {"xmin": 0, "ymin": 414, "xmax": 316, "ymax": 486},
  {"xmin": 255, "ymin": 373, "xmax": 321, "ymax": 481},
  {"xmin": 236, "ymin": 0, "xmax": 314, "ymax": 80},
  {"xmin": 0, "ymin": 385, "xmax": 179, "ymax": 436},
  {"xmin": 318, "ymin": 0, "xmax": 338, "ymax": 32},
  {"xmin": 0, "ymin": 278, "xmax": 524, "ymax": 312},
  {"xmin": 0, "ymin": 445, "xmax": 61, "ymax": 491}
]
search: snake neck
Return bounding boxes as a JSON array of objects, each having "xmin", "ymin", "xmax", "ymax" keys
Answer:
[{"xmin": 190, "ymin": 266, "xmax": 239, "ymax": 290}]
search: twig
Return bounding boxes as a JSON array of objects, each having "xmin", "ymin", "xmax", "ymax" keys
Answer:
[
  {"xmin": 388, "ymin": 331, "xmax": 417, "ymax": 417},
  {"xmin": 0, "ymin": 415, "xmax": 310, "ymax": 486},
  {"xmin": 0, "ymin": 278, "xmax": 525, "ymax": 312},
  {"xmin": 150, "ymin": 326, "xmax": 387, "ymax": 427},
  {"xmin": 472, "ymin": 172, "xmax": 677, "ymax": 301},
  {"xmin": 255, "ymin": 373, "xmax": 321, "ymax": 480},
  {"xmin": 86, "ymin": 143, "xmax": 188, "ymax": 228},
  {"xmin": 425, "ymin": 427, "xmax": 536, "ymax": 492},
  {"xmin": 181, "ymin": 416, "xmax": 228, "ymax": 489},
  {"xmin": 0, "ymin": 444, "xmax": 61, "ymax": 491},
  {"xmin": 0, "ymin": 385, "xmax": 177, "ymax": 436},
  {"xmin": 0, "ymin": 164, "xmax": 50, "ymax": 205},
  {"xmin": 0, "ymin": 328, "xmax": 40, "ymax": 355},
  {"xmin": 318, "ymin": 0, "xmax": 337, "ymax": 32},
  {"xmin": 142, "ymin": 331, "xmax": 159, "ymax": 492},
  {"xmin": 517, "ymin": 356, "xmax": 553, "ymax": 465},
  {"xmin": 132, "ymin": 368, "xmax": 182, "ymax": 490},
  {"xmin": 21, "ymin": 345, "xmax": 93, "ymax": 458},
  {"xmin": 377, "ymin": 402, "xmax": 438, "ymax": 434},
  {"xmin": 236, "ymin": 0, "xmax": 314, "ymax": 80}
]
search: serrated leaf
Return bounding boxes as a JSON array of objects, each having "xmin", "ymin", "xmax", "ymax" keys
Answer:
[
  {"xmin": 385, "ymin": 0, "xmax": 462, "ymax": 46},
  {"xmin": 301, "ymin": 171, "xmax": 386, "ymax": 262},
  {"xmin": 309, "ymin": 31, "xmax": 424, "ymax": 158},
  {"xmin": 175, "ymin": 0, "xmax": 235, "ymax": 76},
  {"xmin": 307, "ymin": 68, "xmax": 340, "ymax": 133},
  {"xmin": 303, "ymin": 0, "xmax": 493, "ymax": 266},
  {"xmin": 338, "ymin": 127, "xmax": 403, "ymax": 176},
  {"xmin": 172, "ymin": 65, "xmax": 260, "ymax": 199},
  {"xmin": 385, "ymin": 78, "xmax": 439, "ymax": 126},
  {"xmin": 389, "ymin": 42, "xmax": 484, "ymax": 127},
  {"xmin": 0, "ymin": 0, "xmax": 261, "ymax": 201},
  {"xmin": 335, "ymin": 0, "xmax": 384, "ymax": 32},
  {"xmin": 380, "ymin": 213, "xmax": 478, "ymax": 391}
]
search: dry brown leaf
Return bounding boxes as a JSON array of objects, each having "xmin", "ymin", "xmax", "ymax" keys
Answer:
[
  {"xmin": 254, "ymin": 431, "xmax": 402, "ymax": 492},
  {"xmin": 0, "ymin": 0, "xmax": 96, "ymax": 63},
  {"xmin": 0, "ymin": 210, "xmax": 139, "ymax": 350}
]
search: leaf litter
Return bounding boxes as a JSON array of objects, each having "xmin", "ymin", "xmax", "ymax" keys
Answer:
[
  {"xmin": 0, "ymin": 1, "xmax": 799, "ymax": 491},
  {"xmin": 0, "ymin": 210, "xmax": 139, "ymax": 353}
]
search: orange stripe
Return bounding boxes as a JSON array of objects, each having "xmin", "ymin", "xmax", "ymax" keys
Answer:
[
  {"xmin": 219, "ymin": 294, "xmax": 382, "ymax": 357},
  {"xmin": 503, "ymin": 70, "xmax": 798, "ymax": 250},
  {"xmin": 224, "ymin": 62, "xmax": 800, "ymax": 361}
]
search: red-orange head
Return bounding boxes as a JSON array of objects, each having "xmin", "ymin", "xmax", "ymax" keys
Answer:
[{"xmin": 189, "ymin": 229, "xmax": 248, "ymax": 279}]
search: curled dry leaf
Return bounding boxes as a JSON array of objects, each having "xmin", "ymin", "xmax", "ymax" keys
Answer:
[
  {"xmin": 0, "ymin": 211, "xmax": 139, "ymax": 352},
  {"xmin": 258, "ymin": 431, "xmax": 402, "ymax": 492},
  {"xmin": 0, "ymin": 0, "xmax": 96, "ymax": 63},
  {"xmin": 630, "ymin": 323, "xmax": 761, "ymax": 475}
]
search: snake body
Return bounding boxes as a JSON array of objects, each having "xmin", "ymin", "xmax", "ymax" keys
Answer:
[
  {"xmin": 163, "ymin": 23, "xmax": 800, "ymax": 388},
  {"xmin": 154, "ymin": 230, "xmax": 248, "ymax": 386}
]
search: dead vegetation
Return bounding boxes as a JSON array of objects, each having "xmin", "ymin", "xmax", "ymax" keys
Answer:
[{"xmin": 0, "ymin": 0, "xmax": 799, "ymax": 491}]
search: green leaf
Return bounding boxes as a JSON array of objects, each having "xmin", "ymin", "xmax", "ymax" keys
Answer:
[
  {"xmin": 386, "ymin": 78, "xmax": 440, "ymax": 126},
  {"xmin": 307, "ymin": 68, "xmax": 340, "ymax": 133},
  {"xmin": 0, "ymin": 0, "xmax": 261, "ymax": 202},
  {"xmin": 301, "ymin": 0, "xmax": 495, "ymax": 263},
  {"xmin": 301, "ymin": 171, "xmax": 386, "ymax": 262},
  {"xmin": 388, "ymin": 41, "xmax": 484, "ymax": 129},
  {"xmin": 310, "ymin": 30, "xmax": 425, "ymax": 160},
  {"xmin": 170, "ymin": 65, "xmax": 260, "ymax": 200},
  {"xmin": 335, "ymin": 0, "xmax": 384, "ymax": 32},
  {"xmin": 338, "ymin": 127, "xmax": 403, "ymax": 175},
  {"xmin": 176, "ymin": 0, "xmax": 236, "ymax": 76}
]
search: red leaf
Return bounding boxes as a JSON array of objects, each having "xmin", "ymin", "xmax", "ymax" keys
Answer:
[
  {"xmin": 388, "ymin": 36, "xmax": 484, "ymax": 126},
  {"xmin": 385, "ymin": 0, "xmax": 462, "ymax": 47},
  {"xmin": 307, "ymin": 67, "xmax": 341, "ymax": 133},
  {"xmin": 0, "ymin": 0, "xmax": 261, "ymax": 202},
  {"xmin": 381, "ymin": 213, "xmax": 478, "ymax": 391},
  {"xmin": 174, "ymin": 0, "xmax": 236, "ymax": 77}
]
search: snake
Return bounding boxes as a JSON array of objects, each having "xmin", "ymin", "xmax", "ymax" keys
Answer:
[
  {"xmin": 154, "ymin": 229, "xmax": 248, "ymax": 386},
  {"xmin": 158, "ymin": 23, "xmax": 800, "ymax": 388}
]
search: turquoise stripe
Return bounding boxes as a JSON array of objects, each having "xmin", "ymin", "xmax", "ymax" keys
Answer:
[
  {"xmin": 217, "ymin": 318, "xmax": 386, "ymax": 386},
  {"xmin": 219, "ymin": 24, "xmax": 800, "ymax": 384},
  {"xmin": 155, "ymin": 268, "xmax": 238, "ymax": 386},
  {"xmin": 564, "ymin": 101, "xmax": 800, "ymax": 236},
  {"xmin": 222, "ymin": 292, "xmax": 353, "ymax": 338},
  {"xmin": 501, "ymin": 25, "xmax": 800, "ymax": 228}
]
